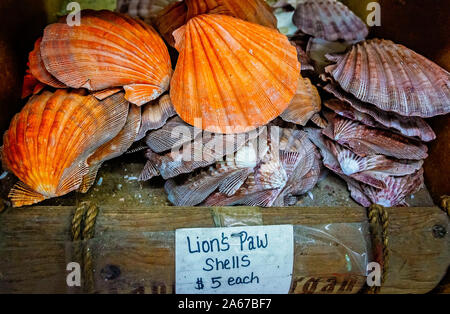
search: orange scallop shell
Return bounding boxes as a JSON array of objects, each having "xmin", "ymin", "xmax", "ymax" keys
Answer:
[
  {"xmin": 170, "ymin": 14, "xmax": 300, "ymax": 134},
  {"xmin": 40, "ymin": 10, "xmax": 172, "ymax": 106},
  {"xmin": 280, "ymin": 77, "xmax": 321, "ymax": 126},
  {"xmin": 154, "ymin": 0, "xmax": 277, "ymax": 46},
  {"xmin": 28, "ymin": 38, "xmax": 66, "ymax": 90},
  {"xmin": 2, "ymin": 90, "xmax": 129, "ymax": 207}
]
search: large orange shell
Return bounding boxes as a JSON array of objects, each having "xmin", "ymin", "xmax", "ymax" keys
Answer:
[
  {"xmin": 325, "ymin": 39, "xmax": 450, "ymax": 118},
  {"xmin": 280, "ymin": 77, "xmax": 321, "ymax": 126},
  {"xmin": 154, "ymin": 0, "xmax": 277, "ymax": 46},
  {"xmin": 40, "ymin": 10, "xmax": 172, "ymax": 106},
  {"xmin": 293, "ymin": 0, "xmax": 368, "ymax": 41},
  {"xmin": 170, "ymin": 14, "xmax": 300, "ymax": 134},
  {"xmin": 2, "ymin": 90, "xmax": 129, "ymax": 207}
]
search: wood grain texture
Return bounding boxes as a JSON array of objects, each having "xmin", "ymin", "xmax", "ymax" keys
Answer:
[{"xmin": 0, "ymin": 206, "xmax": 448, "ymax": 294}]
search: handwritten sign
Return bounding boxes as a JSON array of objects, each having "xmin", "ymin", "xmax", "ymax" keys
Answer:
[{"xmin": 175, "ymin": 225, "xmax": 294, "ymax": 294}]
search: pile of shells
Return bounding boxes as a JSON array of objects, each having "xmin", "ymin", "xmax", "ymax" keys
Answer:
[
  {"xmin": 308, "ymin": 38, "xmax": 450, "ymax": 207},
  {"xmin": 1, "ymin": 0, "xmax": 449, "ymax": 209},
  {"xmin": 3, "ymin": 1, "xmax": 325, "ymax": 207}
]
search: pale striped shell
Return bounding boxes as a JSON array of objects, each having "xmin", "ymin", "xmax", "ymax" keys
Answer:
[{"xmin": 293, "ymin": 0, "xmax": 368, "ymax": 41}]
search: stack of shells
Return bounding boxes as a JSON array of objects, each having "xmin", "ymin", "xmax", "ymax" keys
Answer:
[
  {"xmin": 286, "ymin": 0, "xmax": 450, "ymax": 206},
  {"xmin": 2, "ymin": 0, "xmax": 326, "ymax": 207},
  {"xmin": 131, "ymin": 0, "xmax": 323, "ymax": 206}
]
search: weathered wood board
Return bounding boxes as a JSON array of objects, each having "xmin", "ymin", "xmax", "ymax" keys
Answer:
[{"xmin": 0, "ymin": 206, "xmax": 448, "ymax": 294}]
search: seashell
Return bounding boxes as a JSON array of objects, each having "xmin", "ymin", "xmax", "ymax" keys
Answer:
[
  {"xmin": 310, "ymin": 113, "xmax": 328, "ymax": 129},
  {"xmin": 307, "ymin": 127, "xmax": 424, "ymax": 190},
  {"xmin": 322, "ymin": 114, "xmax": 428, "ymax": 160},
  {"xmin": 339, "ymin": 167, "xmax": 424, "ymax": 207},
  {"xmin": 164, "ymin": 140, "xmax": 261, "ymax": 206},
  {"xmin": 28, "ymin": 37, "xmax": 66, "ymax": 90},
  {"xmin": 154, "ymin": 0, "xmax": 277, "ymax": 46},
  {"xmin": 40, "ymin": 10, "xmax": 172, "ymax": 106},
  {"xmin": 144, "ymin": 116, "xmax": 198, "ymax": 153},
  {"xmin": 170, "ymin": 14, "xmax": 300, "ymax": 133},
  {"xmin": 293, "ymin": 0, "xmax": 368, "ymax": 42},
  {"xmin": 78, "ymin": 104, "xmax": 142, "ymax": 193},
  {"xmin": 140, "ymin": 122, "xmax": 263, "ymax": 180},
  {"xmin": 203, "ymin": 127, "xmax": 319, "ymax": 207},
  {"xmin": 153, "ymin": 1, "xmax": 188, "ymax": 46},
  {"xmin": 135, "ymin": 94, "xmax": 177, "ymax": 141},
  {"xmin": 306, "ymin": 37, "xmax": 353, "ymax": 73},
  {"xmin": 280, "ymin": 77, "xmax": 321, "ymax": 126},
  {"xmin": 22, "ymin": 67, "xmax": 45, "ymax": 99},
  {"xmin": 92, "ymin": 88, "xmax": 123, "ymax": 101},
  {"xmin": 2, "ymin": 90, "xmax": 129, "ymax": 207},
  {"xmin": 323, "ymin": 84, "xmax": 436, "ymax": 142},
  {"xmin": 293, "ymin": 43, "xmax": 314, "ymax": 72},
  {"xmin": 362, "ymin": 168, "xmax": 424, "ymax": 207},
  {"xmin": 325, "ymin": 39, "xmax": 450, "ymax": 118},
  {"xmin": 116, "ymin": 0, "xmax": 180, "ymax": 23}
]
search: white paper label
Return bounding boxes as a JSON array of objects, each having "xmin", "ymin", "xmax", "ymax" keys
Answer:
[{"xmin": 176, "ymin": 225, "xmax": 294, "ymax": 294}]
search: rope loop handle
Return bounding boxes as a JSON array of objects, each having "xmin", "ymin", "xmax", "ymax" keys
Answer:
[
  {"xmin": 366, "ymin": 204, "xmax": 390, "ymax": 294},
  {"xmin": 70, "ymin": 202, "xmax": 100, "ymax": 292}
]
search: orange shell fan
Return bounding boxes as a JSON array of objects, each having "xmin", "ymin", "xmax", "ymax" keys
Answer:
[
  {"xmin": 170, "ymin": 14, "xmax": 300, "ymax": 134},
  {"xmin": 40, "ymin": 10, "xmax": 172, "ymax": 106},
  {"xmin": 154, "ymin": 0, "xmax": 277, "ymax": 46},
  {"xmin": 2, "ymin": 90, "xmax": 129, "ymax": 207},
  {"xmin": 28, "ymin": 38, "xmax": 66, "ymax": 90}
]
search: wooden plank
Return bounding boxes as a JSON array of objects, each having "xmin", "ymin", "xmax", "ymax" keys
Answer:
[{"xmin": 0, "ymin": 206, "xmax": 448, "ymax": 294}]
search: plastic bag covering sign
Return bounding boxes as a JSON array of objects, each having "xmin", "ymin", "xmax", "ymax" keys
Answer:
[{"xmin": 176, "ymin": 225, "xmax": 294, "ymax": 294}]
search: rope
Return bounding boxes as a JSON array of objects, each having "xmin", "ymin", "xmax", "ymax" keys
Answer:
[
  {"xmin": 366, "ymin": 204, "xmax": 390, "ymax": 294},
  {"xmin": 440, "ymin": 195, "xmax": 450, "ymax": 216},
  {"xmin": 71, "ymin": 202, "xmax": 100, "ymax": 293}
]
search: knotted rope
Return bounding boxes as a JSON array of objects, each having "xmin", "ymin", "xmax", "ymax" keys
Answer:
[
  {"xmin": 71, "ymin": 202, "xmax": 100, "ymax": 292},
  {"xmin": 366, "ymin": 204, "xmax": 390, "ymax": 294}
]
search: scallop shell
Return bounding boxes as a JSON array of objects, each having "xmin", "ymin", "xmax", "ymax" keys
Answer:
[
  {"xmin": 22, "ymin": 67, "xmax": 45, "ymax": 99},
  {"xmin": 116, "ymin": 0, "xmax": 180, "ymax": 22},
  {"xmin": 154, "ymin": 0, "xmax": 277, "ymax": 46},
  {"xmin": 153, "ymin": 1, "xmax": 188, "ymax": 46},
  {"xmin": 323, "ymin": 114, "xmax": 428, "ymax": 160},
  {"xmin": 78, "ymin": 104, "xmax": 142, "ymax": 193},
  {"xmin": 2, "ymin": 90, "xmax": 129, "ymax": 207},
  {"xmin": 140, "ymin": 121, "xmax": 263, "ymax": 180},
  {"xmin": 164, "ymin": 139, "xmax": 262, "ymax": 206},
  {"xmin": 293, "ymin": 0, "xmax": 368, "ymax": 41},
  {"xmin": 203, "ymin": 127, "xmax": 319, "ymax": 207},
  {"xmin": 310, "ymin": 113, "xmax": 328, "ymax": 129},
  {"xmin": 28, "ymin": 38, "xmax": 66, "ymax": 90},
  {"xmin": 362, "ymin": 168, "xmax": 424, "ymax": 207},
  {"xmin": 280, "ymin": 77, "xmax": 321, "ymax": 126},
  {"xmin": 306, "ymin": 37, "xmax": 353, "ymax": 73},
  {"xmin": 144, "ymin": 116, "xmax": 198, "ymax": 153},
  {"xmin": 135, "ymin": 94, "xmax": 177, "ymax": 141},
  {"xmin": 171, "ymin": 14, "xmax": 300, "ymax": 133},
  {"xmin": 325, "ymin": 39, "xmax": 450, "ymax": 118},
  {"xmin": 307, "ymin": 127, "xmax": 424, "ymax": 190},
  {"xmin": 323, "ymin": 84, "xmax": 436, "ymax": 142},
  {"xmin": 40, "ymin": 10, "xmax": 172, "ymax": 106}
]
